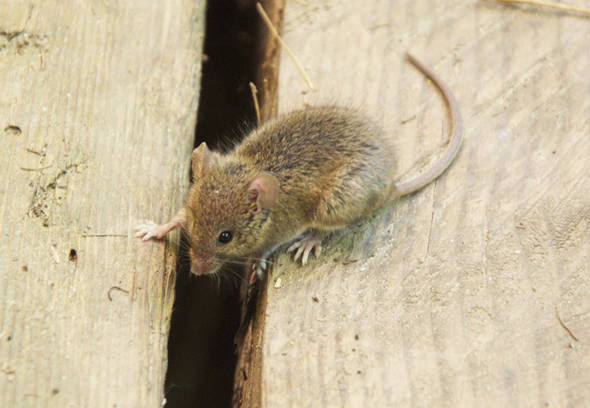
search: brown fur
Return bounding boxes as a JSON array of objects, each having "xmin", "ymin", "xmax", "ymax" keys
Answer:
[{"xmin": 185, "ymin": 107, "xmax": 398, "ymax": 273}]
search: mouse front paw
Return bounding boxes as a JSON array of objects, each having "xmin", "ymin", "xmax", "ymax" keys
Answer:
[
  {"xmin": 252, "ymin": 258, "xmax": 269, "ymax": 278},
  {"xmin": 287, "ymin": 235, "xmax": 323, "ymax": 265},
  {"xmin": 134, "ymin": 221, "xmax": 168, "ymax": 241}
]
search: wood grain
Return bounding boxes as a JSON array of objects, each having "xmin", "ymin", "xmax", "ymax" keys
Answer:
[
  {"xmin": 0, "ymin": 1, "xmax": 204, "ymax": 406},
  {"xmin": 257, "ymin": 0, "xmax": 590, "ymax": 406}
]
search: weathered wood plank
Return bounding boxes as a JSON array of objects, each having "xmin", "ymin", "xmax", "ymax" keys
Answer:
[
  {"xmin": 0, "ymin": 1, "xmax": 204, "ymax": 406},
  {"xmin": 259, "ymin": 0, "xmax": 590, "ymax": 406}
]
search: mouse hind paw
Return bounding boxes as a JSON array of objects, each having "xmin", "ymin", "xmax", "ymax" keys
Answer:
[{"xmin": 287, "ymin": 234, "xmax": 324, "ymax": 265}]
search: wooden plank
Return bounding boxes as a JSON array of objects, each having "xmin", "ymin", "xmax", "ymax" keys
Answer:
[
  {"xmin": 0, "ymin": 1, "xmax": 204, "ymax": 406},
  {"xmin": 257, "ymin": 0, "xmax": 590, "ymax": 406}
]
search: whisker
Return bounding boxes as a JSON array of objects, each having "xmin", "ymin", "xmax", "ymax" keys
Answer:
[
  {"xmin": 223, "ymin": 268, "xmax": 246, "ymax": 283},
  {"xmin": 217, "ymin": 255, "xmax": 275, "ymax": 266},
  {"xmin": 221, "ymin": 260, "xmax": 250, "ymax": 267},
  {"xmin": 215, "ymin": 273, "xmax": 221, "ymax": 291},
  {"xmin": 219, "ymin": 270, "xmax": 246, "ymax": 291}
]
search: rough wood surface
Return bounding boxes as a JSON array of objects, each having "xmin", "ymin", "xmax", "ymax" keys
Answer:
[
  {"xmin": 259, "ymin": 0, "xmax": 590, "ymax": 406},
  {"xmin": 0, "ymin": 1, "xmax": 203, "ymax": 406}
]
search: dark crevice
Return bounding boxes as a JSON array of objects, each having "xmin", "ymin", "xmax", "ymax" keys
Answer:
[
  {"xmin": 164, "ymin": 1, "xmax": 264, "ymax": 407},
  {"xmin": 193, "ymin": 0, "xmax": 261, "ymax": 153}
]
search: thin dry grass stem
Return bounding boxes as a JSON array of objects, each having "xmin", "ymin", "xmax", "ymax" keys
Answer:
[
  {"xmin": 555, "ymin": 306, "xmax": 579, "ymax": 341},
  {"xmin": 256, "ymin": 2, "xmax": 315, "ymax": 90},
  {"xmin": 486, "ymin": 0, "xmax": 590, "ymax": 16},
  {"xmin": 249, "ymin": 82, "xmax": 262, "ymax": 126}
]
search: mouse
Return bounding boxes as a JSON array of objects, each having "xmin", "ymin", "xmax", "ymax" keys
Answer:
[{"xmin": 134, "ymin": 53, "xmax": 462, "ymax": 275}]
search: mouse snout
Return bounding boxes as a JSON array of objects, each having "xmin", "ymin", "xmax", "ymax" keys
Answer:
[{"xmin": 190, "ymin": 256, "xmax": 214, "ymax": 275}]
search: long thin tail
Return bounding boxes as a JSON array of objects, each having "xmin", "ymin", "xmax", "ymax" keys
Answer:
[{"xmin": 394, "ymin": 53, "xmax": 463, "ymax": 196}]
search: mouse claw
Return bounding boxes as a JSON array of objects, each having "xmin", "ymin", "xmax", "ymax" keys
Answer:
[
  {"xmin": 288, "ymin": 236, "xmax": 323, "ymax": 265},
  {"xmin": 294, "ymin": 246, "xmax": 305, "ymax": 263},
  {"xmin": 314, "ymin": 244, "xmax": 322, "ymax": 258},
  {"xmin": 253, "ymin": 259, "xmax": 268, "ymax": 278}
]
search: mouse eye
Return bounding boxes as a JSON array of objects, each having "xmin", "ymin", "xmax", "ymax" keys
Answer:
[{"xmin": 218, "ymin": 230, "xmax": 233, "ymax": 244}]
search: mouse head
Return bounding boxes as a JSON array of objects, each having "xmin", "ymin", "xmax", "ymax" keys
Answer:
[{"xmin": 185, "ymin": 142, "xmax": 279, "ymax": 275}]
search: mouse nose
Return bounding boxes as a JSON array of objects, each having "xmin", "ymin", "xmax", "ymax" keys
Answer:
[{"xmin": 190, "ymin": 257, "xmax": 213, "ymax": 275}]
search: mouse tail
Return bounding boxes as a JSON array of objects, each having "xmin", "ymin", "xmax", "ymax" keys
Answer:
[{"xmin": 394, "ymin": 53, "xmax": 463, "ymax": 197}]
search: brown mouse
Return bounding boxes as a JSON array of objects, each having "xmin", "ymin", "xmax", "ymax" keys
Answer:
[{"xmin": 135, "ymin": 53, "xmax": 462, "ymax": 275}]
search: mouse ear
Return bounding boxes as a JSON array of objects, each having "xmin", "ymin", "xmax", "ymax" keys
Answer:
[
  {"xmin": 192, "ymin": 142, "xmax": 219, "ymax": 179},
  {"xmin": 247, "ymin": 173, "xmax": 279, "ymax": 214}
]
